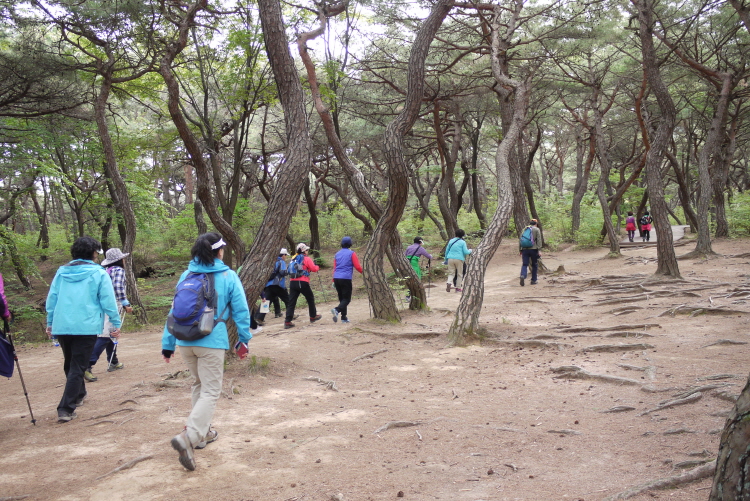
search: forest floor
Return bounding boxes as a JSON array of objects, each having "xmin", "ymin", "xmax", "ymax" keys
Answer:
[{"xmin": 1, "ymin": 235, "xmax": 749, "ymax": 501}]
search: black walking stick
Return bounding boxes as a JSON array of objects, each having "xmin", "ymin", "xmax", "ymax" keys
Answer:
[{"xmin": 4, "ymin": 319, "xmax": 36, "ymax": 425}]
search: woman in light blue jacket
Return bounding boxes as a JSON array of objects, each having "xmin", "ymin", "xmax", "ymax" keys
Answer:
[
  {"xmin": 444, "ymin": 229, "xmax": 472, "ymax": 292},
  {"xmin": 46, "ymin": 236, "xmax": 121, "ymax": 423},
  {"xmin": 162, "ymin": 232, "xmax": 252, "ymax": 471}
]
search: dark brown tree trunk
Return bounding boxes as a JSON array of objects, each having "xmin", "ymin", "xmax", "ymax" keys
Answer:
[
  {"xmin": 30, "ymin": 185, "xmax": 49, "ymax": 260},
  {"xmin": 666, "ymin": 151, "xmax": 700, "ymax": 231},
  {"xmin": 236, "ymin": 0, "xmax": 315, "ymax": 309},
  {"xmin": 363, "ymin": 0, "xmax": 453, "ymax": 321},
  {"xmin": 709, "ymin": 372, "xmax": 750, "ymax": 500},
  {"xmin": 634, "ymin": 0, "xmax": 680, "ymax": 277},
  {"xmin": 194, "ymin": 200, "xmax": 208, "ymax": 235},
  {"xmin": 594, "ymin": 106, "xmax": 620, "ymax": 255},
  {"xmin": 304, "ymin": 182, "xmax": 321, "ymax": 254},
  {"xmin": 572, "ymin": 124, "xmax": 594, "ymax": 234}
]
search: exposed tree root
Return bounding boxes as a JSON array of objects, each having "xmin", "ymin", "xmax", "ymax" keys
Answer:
[
  {"xmin": 86, "ymin": 420, "xmax": 115, "ymax": 427},
  {"xmin": 152, "ymin": 380, "xmax": 185, "ymax": 388},
  {"xmin": 556, "ymin": 324, "xmax": 660, "ymax": 333},
  {"xmin": 548, "ymin": 429, "xmax": 581, "ymax": 435},
  {"xmin": 601, "ymin": 406, "xmax": 636, "ymax": 413},
  {"xmin": 354, "ymin": 328, "xmax": 441, "ymax": 340},
  {"xmin": 638, "ymin": 392, "xmax": 702, "ymax": 416},
  {"xmin": 85, "ymin": 408, "xmax": 135, "ymax": 420},
  {"xmin": 373, "ymin": 420, "xmax": 421, "ymax": 434},
  {"xmin": 578, "ymin": 343, "xmax": 654, "ymax": 353},
  {"xmin": 601, "ymin": 460, "xmax": 715, "ymax": 500},
  {"xmin": 670, "ymin": 384, "xmax": 731, "ymax": 400},
  {"xmin": 659, "ymin": 305, "xmax": 748, "ymax": 317},
  {"xmin": 551, "ymin": 366, "xmax": 640, "ymax": 386},
  {"xmin": 95, "ymin": 455, "xmax": 154, "ymax": 480},
  {"xmin": 712, "ymin": 390, "xmax": 738, "ymax": 403},
  {"xmin": 501, "ymin": 339, "xmax": 572, "ymax": 350},
  {"xmin": 303, "ymin": 376, "xmax": 338, "ymax": 391},
  {"xmin": 605, "ymin": 331, "xmax": 654, "ymax": 338},
  {"xmin": 663, "ymin": 428, "xmax": 697, "ymax": 435},
  {"xmin": 352, "ymin": 348, "xmax": 388, "ymax": 362},
  {"xmin": 697, "ymin": 374, "xmax": 742, "ymax": 381},
  {"xmin": 702, "ymin": 339, "xmax": 748, "ymax": 348},
  {"xmin": 678, "ymin": 249, "xmax": 720, "ymax": 260}
]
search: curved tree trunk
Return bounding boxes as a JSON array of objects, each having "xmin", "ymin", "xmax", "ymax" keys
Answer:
[
  {"xmin": 594, "ymin": 106, "xmax": 620, "ymax": 255},
  {"xmin": 709, "ymin": 372, "xmax": 750, "ymax": 500},
  {"xmin": 634, "ymin": 0, "xmax": 680, "ymax": 277},
  {"xmin": 94, "ymin": 78, "xmax": 148, "ymax": 323},
  {"xmin": 448, "ymin": 5, "xmax": 530, "ymax": 345},
  {"xmin": 362, "ymin": 0, "xmax": 453, "ymax": 321}
]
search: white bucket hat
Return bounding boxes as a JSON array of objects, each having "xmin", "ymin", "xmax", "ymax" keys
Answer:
[
  {"xmin": 280, "ymin": 248, "xmax": 289, "ymax": 255},
  {"xmin": 101, "ymin": 248, "xmax": 130, "ymax": 266}
]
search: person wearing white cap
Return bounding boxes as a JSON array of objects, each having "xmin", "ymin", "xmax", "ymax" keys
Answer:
[
  {"xmin": 85, "ymin": 248, "xmax": 133, "ymax": 381},
  {"xmin": 45, "ymin": 236, "xmax": 121, "ymax": 423},
  {"xmin": 284, "ymin": 243, "xmax": 322, "ymax": 328},
  {"xmin": 256, "ymin": 248, "xmax": 291, "ymax": 323}
]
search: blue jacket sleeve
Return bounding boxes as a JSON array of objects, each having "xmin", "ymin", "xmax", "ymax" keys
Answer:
[
  {"xmin": 46, "ymin": 272, "xmax": 60, "ymax": 327},
  {"xmin": 161, "ymin": 270, "xmax": 189, "ymax": 351}
]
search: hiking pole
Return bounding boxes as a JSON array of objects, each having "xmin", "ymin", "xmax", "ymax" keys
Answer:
[
  {"xmin": 5, "ymin": 319, "xmax": 36, "ymax": 425},
  {"xmin": 107, "ymin": 311, "xmax": 124, "ymax": 369},
  {"xmin": 427, "ymin": 260, "xmax": 431, "ymax": 298},
  {"xmin": 316, "ymin": 272, "xmax": 328, "ymax": 303}
]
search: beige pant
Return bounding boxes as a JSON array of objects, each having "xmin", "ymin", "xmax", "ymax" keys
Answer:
[
  {"xmin": 179, "ymin": 345, "xmax": 225, "ymax": 446},
  {"xmin": 446, "ymin": 258, "xmax": 465, "ymax": 288}
]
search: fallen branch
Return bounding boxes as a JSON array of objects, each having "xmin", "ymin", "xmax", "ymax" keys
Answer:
[
  {"xmin": 578, "ymin": 343, "xmax": 654, "ymax": 353},
  {"xmin": 602, "ymin": 460, "xmax": 715, "ymax": 500},
  {"xmin": 303, "ymin": 376, "xmax": 338, "ymax": 391},
  {"xmin": 551, "ymin": 366, "xmax": 640, "ymax": 386},
  {"xmin": 374, "ymin": 420, "xmax": 421, "ymax": 434},
  {"xmin": 638, "ymin": 392, "xmax": 702, "ymax": 416},
  {"xmin": 95, "ymin": 455, "xmax": 154, "ymax": 480},
  {"xmin": 352, "ymin": 348, "xmax": 387, "ymax": 363}
]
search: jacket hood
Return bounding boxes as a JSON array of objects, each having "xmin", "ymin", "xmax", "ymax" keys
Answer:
[
  {"xmin": 57, "ymin": 260, "xmax": 103, "ymax": 282},
  {"xmin": 187, "ymin": 258, "xmax": 231, "ymax": 274}
]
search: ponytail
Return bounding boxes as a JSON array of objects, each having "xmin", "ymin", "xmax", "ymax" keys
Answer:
[{"xmin": 191, "ymin": 232, "xmax": 225, "ymax": 266}]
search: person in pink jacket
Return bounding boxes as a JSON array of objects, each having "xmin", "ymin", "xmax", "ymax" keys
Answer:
[{"xmin": 284, "ymin": 243, "xmax": 322, "ymax": 329}]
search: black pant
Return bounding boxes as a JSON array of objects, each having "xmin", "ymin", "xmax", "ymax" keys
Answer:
[
  {"xmin": 57, "ymin": 335, "xmax": 97, "ymax": 414},
  {"xmin": 258, "ymin": 285, "xmax": 290, "ymax": 321},
  {"xmin": 521, "ymin": 249, "xmax": 540, "ymax": 282},
  {"xmin": 333, "ymin": 278, "xmax": 353, "ymax": 320},
  {"xmin": 286, "ymin": 281, "xmax": 316, "ymax": 322}
]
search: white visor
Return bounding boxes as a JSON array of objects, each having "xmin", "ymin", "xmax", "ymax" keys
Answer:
[{"xmin": 211, "ymin": 238, "xmax": 227, "ymax": 250}]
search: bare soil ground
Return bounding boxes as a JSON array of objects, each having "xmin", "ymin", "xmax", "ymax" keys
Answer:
[{"xmin": 2, "ymin": 238, "xmax": 749, "ymax": 501}]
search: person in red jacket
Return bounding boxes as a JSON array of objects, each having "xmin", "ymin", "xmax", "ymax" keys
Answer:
[{"xmin": 284, "ymin": 243, "xmax": 322, "ymax": 329}]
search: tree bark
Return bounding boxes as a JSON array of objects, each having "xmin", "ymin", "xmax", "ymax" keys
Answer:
[
  {"xmin": 363, "ymin": 0, "xmax": 453, "ymax": 321},
  {"xmin": 709, "ymin": 372, "xmax": 750, "ymax": 500},
  {"xmin": 448, "ymin": 3, "xmax": 529, "ymax": 345},
  {"xmin": 633, "ymin": 0, "xmax": 680, "ymax": 277}
]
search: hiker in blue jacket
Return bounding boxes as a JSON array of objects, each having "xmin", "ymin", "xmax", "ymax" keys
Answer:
[
  {"xmin": 256, "ymin": 248, "xmax": 291, "ymax": 323},
  {"xmin": 331, "ymin": 236, "xmax": 363, "ymax": 324},
  {"xmin": 46, "ymin": 236, "xmax": 121, "ymax": 423},
  {"xmin": 445, "ymin": 229, "xmax": 471, "ymax": 292},
  {"xmin": 162, "ymin": 232, "xmax": 252, "ymax": 471},
  {"xmin": 519, "ymin": 219, "xmax": 543, "ymax": 286}
]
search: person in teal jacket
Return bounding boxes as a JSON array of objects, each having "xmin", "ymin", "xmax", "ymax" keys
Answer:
[
  {"xmin": 444, "ymin": 229, "xmax": 472, "ymax": 292},
  {"xmin": 46, "ymin": 236, "xmax": 121, "ymax": 423},
  {"xmin": 162, "ymin": 232, "xmax": 252, "ymax": 471}
]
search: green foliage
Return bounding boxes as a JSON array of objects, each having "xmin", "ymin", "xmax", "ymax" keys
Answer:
[
  {"xmin": 247, "ymin": 354, "xmax": 271, "ymax": 375},
  {"xmin": 729, "ymin": 193, "xmax": 750, "ymax": 237}
]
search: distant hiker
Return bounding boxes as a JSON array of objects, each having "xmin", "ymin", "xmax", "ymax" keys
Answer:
[
  {"xmin": 162, "ymin": 232, "xmax": 252, "ymax": 471},
  {"xmin": 46, "ymin": 236, "xmax": 121, "ymax": 423},
  {"xmin": 331, "ymin": 237, "xmax": 363, "ymax": 324},
  {"xmin": 405, "ymin": 237, "xmax": 432, "ymax": 279},
  {"xmin": 284, "ymin": 243, "xmax": 322, "ymax": 329},
  {"xmin": 519, "ymin": 219, "xmax": 543, "ymax": 286},
  {"xmin": 445, "ymin": 229, "xmax": 472, "ymax": 293},
  {"xmin": 625, "ymin": 212, "xmax": 637, "ymax": 243},
  {"xmin": 640, "ymin": 211, "xmax": 653, "ymax": 242},
  {"xmin": 257, "ymin": 248, "xmax": 291, "ymax": 323},
  {"xmin": 85, "ymin": 248, "xmax": 133, "ymax": 382}
]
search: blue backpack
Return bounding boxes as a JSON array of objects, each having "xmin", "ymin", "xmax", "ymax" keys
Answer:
[
  {"xmin": 269, "ymin": 259, "xmax": 288, "ymax": 286},
  {"xmin": 520, "ymin": 226, "xmax": 535, "ymax": 249},
  {"xmin": 166, "ymin": 272, "xmax": 228, "ymax": 341},
  {"xmin": 287, "ymin": 254, "xmax": 309, "ymax": 279}
]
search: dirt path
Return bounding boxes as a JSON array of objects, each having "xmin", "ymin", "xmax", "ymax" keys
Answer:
[{"xmin": 1, "ymin": 239, "xmax": 749, "ymax": 501}]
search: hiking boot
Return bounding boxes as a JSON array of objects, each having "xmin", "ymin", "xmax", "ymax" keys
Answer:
[
  {"xmin": 195, "ymin": 429, "xmax": 218, "ymax": 450},
  {"xmin": 58, "ymin": 411, "xmax": 78, "ymax": 423},
  {"xmin": 171, "ymin": 430, "xmax": 196, "ymax": 471},
  {"xmin": 310, "ymin": 314, "xmax": 322, "ymax": 323},
  {"xmin": 274, "ymin": 313, "xmax": 283, "ymax": 318},
  {"xmin": 84, "ymin": 370, "xmax": 98, "ymax": 382},
  {"xmin": 341, "ymin": 319, "xmax": 350, "ymax": 324},
  {"xmin": 75, "ymin": 394, "xmax": 86, "ymax": 407},
  {"xmin": 107, "ymin": 362, "xmax": 124, "ymax": 372},
  {"xmin": 519, "ymin": 276, "xmax": 525, "ymax": 287},
  {"xmin": 530, "ymin": 281, "xmax": 538, "ymax": 285},
  {"xmin": 331, "ymin": 308, "xmax": 339, "ymax": 323},
  {"xmin": 446, "ymin": 283, "xmax": 451, "ymax": 292},
  {"xmin": 284, "ymin": 322, "xmax": 295, "ymax": 329}
]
